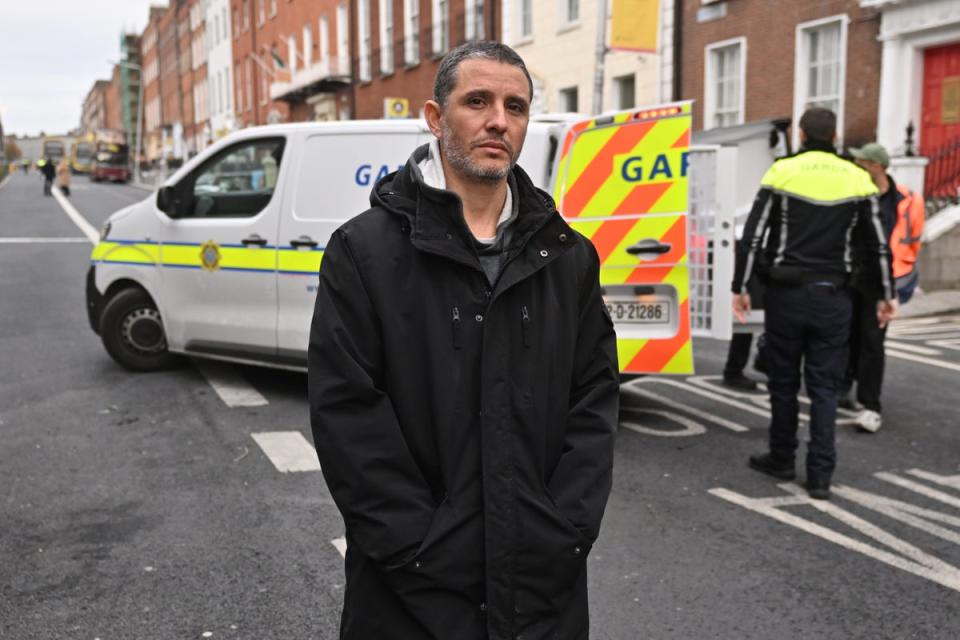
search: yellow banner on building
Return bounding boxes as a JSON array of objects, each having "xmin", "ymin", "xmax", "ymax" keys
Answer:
[{"xmin": 611, "ymin": 0, "xmax": 660, "ymax": 53}]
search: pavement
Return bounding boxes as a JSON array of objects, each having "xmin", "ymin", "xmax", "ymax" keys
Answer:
[
  {"xmin": 2, "ymin": 171, "xmax": 959, "ymax": 639},
  {"xmin": 898, "ymin": 288, "xmax": 960, "ymax": 317}
]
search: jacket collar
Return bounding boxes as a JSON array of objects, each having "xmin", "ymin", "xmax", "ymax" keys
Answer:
[{"xmin": 370, "ymin": 143, "xmax": 577, "ymax": 283}]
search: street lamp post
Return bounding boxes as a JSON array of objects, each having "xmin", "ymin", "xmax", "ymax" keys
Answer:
[{"xmin": 112, "ymin": 60, "xmax": 144, "ymax": 185}]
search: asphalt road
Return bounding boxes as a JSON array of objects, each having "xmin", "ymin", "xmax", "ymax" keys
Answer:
[{"xmin": 1, "ymin": 171, "xmax": 958, "ymax": 639}]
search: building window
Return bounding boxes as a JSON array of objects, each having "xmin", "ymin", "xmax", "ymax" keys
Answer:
[
  {"xmin": 288, "ymin": 35, "xmax": 298, "ymax": 72},
  {"xmin": 705, "ymin": 37, "xmax": 745, "ymax": 129},
  {"xmin": 258, "ymin": 0, "xmax": 265, "ymax": 26},
  {"xmin": 358, "ymin": 0, "xmax": 372, "ymax": 81},
  {"xmin": 432, "ymin": 0, "xmax": 449, "ymax": 55},
  {"xmin": 614, "ymin": 73, "xmax": 635, "ymax": 110},
  {"xmin": 794, "ymin": 15, "xmax": 847, "ymax": 146},
  {"xmin": 246, "ymin": 59, "xmax": 253, "ymax": 111},
  {"xmin": 320, "ymin": 16, "xmax": 331, "ymax": 64},
  {"xmin": 337, "ymin": 4, "xmax": 350, "ymax": 75},
  {"xmin": 303, "ymin": 24, "xmax": 313, "ymax": 66},
  {"xmin": 561, "ymin": 0, "xmax": 579, "ymax": 26},
  {"xmin": 558, "ymin": 86, "xmax": 578, "ymax": 112},
  {"xmin": 233, "ymin": 7, "xmax": 239, "ymax": 39},
  {"xmin": 243, "ymin": 3, "xmax": 250, "ymax": 31},
  {"xmin": 236, "ymin": 63, "xmax": 243, "ymax": 113},
  {"xmin": 270, "ymin": 0, "xmax": 277, "ymax": 18},
  {"xmin": 380, "ymin": 0, "xmax": 394, "ymax": 74},
  {"xmin": 222, "ymin": 7, "xmax": 228, "ymax": 40},
  {"xmin": 261, "ymin": 59, "xmax": 269, "ymax": 104},
  {"xmin": 465, "ymin": 0, "xmax": 484, "ymax": 40},
  {"xmin": 521, "ymin": 0, "xmax": 533, "ymax": 39},
  {"xmin": 404, "ymin": 0, "xmax": 419, "ymax": 65}
]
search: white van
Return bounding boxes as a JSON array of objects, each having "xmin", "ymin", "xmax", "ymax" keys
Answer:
[{"xmin": 87, "ymin": 106, "xmax": 704, "ymax": 374}]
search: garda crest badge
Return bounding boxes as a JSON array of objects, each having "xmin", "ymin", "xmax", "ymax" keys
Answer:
[{"xmin": 200, "ymin": 240, "xmax": 221, "ymax": 271}]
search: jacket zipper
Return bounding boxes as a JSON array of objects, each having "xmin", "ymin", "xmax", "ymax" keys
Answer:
[
  {"xmin": 521, "ymin": 305, "xmax": 532, "ymax": 347},
  {"xmin": 452, "ymin": 306, "xmax": 462, "ymax": 350}
]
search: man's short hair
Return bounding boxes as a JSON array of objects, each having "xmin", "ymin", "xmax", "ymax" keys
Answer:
[
  {"xmin": 433, "ymin": 41, "xmax": 534, "ymax": 107},
  {"xmin": 799, "ymin": 107, "xmax": 837, "ymax": 144}
]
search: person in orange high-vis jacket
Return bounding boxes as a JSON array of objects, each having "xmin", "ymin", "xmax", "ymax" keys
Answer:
[{"xmin": 844, "ymin": 143, "xmax": 924, "ymax": 433}]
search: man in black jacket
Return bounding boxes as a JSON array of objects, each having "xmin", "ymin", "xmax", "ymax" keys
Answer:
[
  {"xmin": 308, "ymin": 41, "xmax": 619, "ymax": 640},
  {"xmin": 732, "ymin": 108, "xmax": 896, "ymax": 500}
]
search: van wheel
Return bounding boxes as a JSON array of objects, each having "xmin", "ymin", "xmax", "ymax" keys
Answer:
[{"xmin": 100, "ymin": 288, "xmax": 176, "ymax": 372}]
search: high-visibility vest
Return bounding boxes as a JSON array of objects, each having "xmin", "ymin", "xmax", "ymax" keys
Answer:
[{"xmin": 892, "ymin": 184, "xmax": 924, "ymax": 280}]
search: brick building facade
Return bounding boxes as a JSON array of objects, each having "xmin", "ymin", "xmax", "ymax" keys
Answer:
[
  {"xmin": 81, "ymin": 80, "xmax": 111, "ymax": 134},
  {"xmin": 142, "ymin": 8, "xmax": 163, "ymax": 161},
  {"xmin": 352, "ymin": 0, "xmax": 499, "ymax": 120},
  {"xmin": 679, "ymin": 0, "xmax": 883, "ymax": 148}
]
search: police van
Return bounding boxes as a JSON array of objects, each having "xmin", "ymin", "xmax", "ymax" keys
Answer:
[{"xmin": 87, "ymin": 103, "xmax": 708, "ymax": 375}]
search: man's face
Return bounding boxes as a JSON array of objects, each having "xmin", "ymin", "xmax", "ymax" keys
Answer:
[
  {"xmin": 855, "ymin": 158, "xmax": 884, "ymax": 183},
  {"xmin": 427, "ymin": 59, "xmax": 531, "ymax": 183}
]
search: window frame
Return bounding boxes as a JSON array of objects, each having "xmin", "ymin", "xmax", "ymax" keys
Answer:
[
  {"xmin": 558, "ymin": 0, "xmax": 580, "ymax": 31},
  {"xmin": 379, "ymin": 0, "xmax": 394, "ymax": 74},
  {"xmin": 404, "ymin": 0, "xmax": 420, "ymax": 65},
  {"xmin": 704, "ymin": 36, "xmax": 747, "ymax": 130},
  {"xmin": 358, "ymin": 0, "xmax": 372, "ymax": 81},
  {"xmin": 793, "ymin": 14, "xmax": 849, "ymax": 149}
]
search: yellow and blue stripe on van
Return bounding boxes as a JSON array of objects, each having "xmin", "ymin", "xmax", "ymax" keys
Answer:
[{"xmin": 91, "ymin": 239, "xmax": 325, "ymax": 275}]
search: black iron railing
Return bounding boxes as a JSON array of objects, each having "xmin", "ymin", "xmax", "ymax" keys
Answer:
[{"xmin": 924, "ymin": 135, "xmax": 960, "ymax": 214}]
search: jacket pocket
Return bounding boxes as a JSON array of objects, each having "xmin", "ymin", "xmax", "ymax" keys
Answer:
[
  {"xmin": 513, "ymin": 488, "xmax": 592, "ymax": 619},
  {"xmin": 384, "ymin": 497, "xmax": 484, "ymax": 596}
]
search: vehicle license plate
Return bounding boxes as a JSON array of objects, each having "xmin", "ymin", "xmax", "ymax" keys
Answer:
[{"xmin": 604, "ymin": 299, "xmax": 670, "ymax": 324}]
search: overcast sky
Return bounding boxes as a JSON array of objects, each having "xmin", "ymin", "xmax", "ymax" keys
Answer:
[{"xmin": 0, "ymin": 1, "xmax": 163, "ymax": 137}]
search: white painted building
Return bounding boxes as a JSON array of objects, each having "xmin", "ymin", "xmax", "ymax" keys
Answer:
[
  {"xmin": 501, "ymin": 0, "xmax": 675, "ymax": 115},
  {"xmin": 207, "ymin": 0, "xmax": 236, "ymax": 139},
  {"xmin": 866, "ymin": 0, "xmax": 960, "ymax": 156}
]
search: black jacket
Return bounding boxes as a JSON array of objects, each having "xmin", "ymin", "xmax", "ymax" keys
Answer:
[
  {"xmin": 732, "ymin": 144, "xmax": 894, "ymax": 300},
  {"xmin": 308, "ymin": 144, "xmax": 620, "ymax": 640}
]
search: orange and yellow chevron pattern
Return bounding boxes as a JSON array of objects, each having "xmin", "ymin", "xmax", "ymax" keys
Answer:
[{"xmin": 553, "ymin": 103, "xmax": 693, "ymax": 374}]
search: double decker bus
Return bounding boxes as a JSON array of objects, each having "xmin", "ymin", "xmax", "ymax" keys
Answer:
[
  {"xmin": 91, "ymin": 142, "xmax": 131, "ymax": 183},
  {"xmin": 70, "ymin": 140, "xmax": 96, "ymax": 173},
  {"xmin": 41, "ymin": 137, "xmax": 66, "ymax": 166}
]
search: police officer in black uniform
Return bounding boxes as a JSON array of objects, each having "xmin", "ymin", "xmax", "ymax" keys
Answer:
[{"xmin": 731, "ymin": 108, "xmax": 896, "ymax": 500}]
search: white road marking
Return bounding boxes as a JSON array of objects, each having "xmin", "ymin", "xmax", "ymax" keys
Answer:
[
  {"xmin": 621, "ymin": 385, "xmax": 748, "ymax": 432},
  {"xmin": 710, "ymin": 483, "xmax": 960, "ymax": 593},
  {"xmin": 885, "ymin": 348, "xmax": 960, "ymax": 373},
  {"xmin": 887, "ymin": 324, "xmax": 960, "ymax": 336},
  {"xmin": 621, "ymin": 409, "xmax": 707, "ymax": 437},
  {"xmin": 331, "ymin": 537, "xmax": 347, "ymax": 557},
  {"xmin": 907, "ymin": 469, "xmax": 960, "ymax": 490},
  {"xmin": 51, "ymin": 186, "xmax": 99, "ymax": 243},
  {"xmin": 194, "ymin": 360, "xmax": 269, "ymax": 407},
  {"xmin": 889, "ymin": 317, "xmax": 947, "ymax": 328},
  {"xmin": 876, "ymin": 472, "xmax": 960, "ymax": 509},
  {"xmin": 0, "ymin": 175, "xmax": 11, "ymax": 190},
  {"xmin": 926, "ymin": 339, "xmax": 960, "ymax": 352},
  {"xmin": 629, "ymin": 377, "xmax": 772, "ymax": 420},
  {"xmin": 0, "ymin": 237, "xmax": 90, "ymax": 243},
  {"xmin": 884, "ymin": 340, "xmax": 943, "ymax": 356},
  {"xmin": 251, "ymin": 431, "xmax": 321, "ymax": 473},
  {"xmin": 832, "ymin": 484, "xmax": 960, "ymax": 545}
]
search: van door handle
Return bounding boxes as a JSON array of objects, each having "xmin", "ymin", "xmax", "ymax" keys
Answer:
[
  {"xmin": 290, "ymin": 235, "xmax": 319, "ymax": 249},
  {"xmin": 625, "ymin": 239, "xmax": 672, "ymax": 256},
  {"xmin": 241, "ymin": 234, "xmax": 268, "ymax": 246}
]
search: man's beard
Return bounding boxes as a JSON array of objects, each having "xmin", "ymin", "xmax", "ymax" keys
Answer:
[{"xmin": 440, "ymin": 119, "xmax": 516, "ymax": 183}]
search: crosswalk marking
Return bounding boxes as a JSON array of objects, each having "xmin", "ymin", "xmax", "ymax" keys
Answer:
[
  {"xmin": 251, "ymin": 431, "xmax": 321, "ymax": 473},
  {"xmin": 194, "ymin": 360, "xmax": 269, "ymax": 407},
  {"xmin": 886, "ymin": 348, "xmax": 960, "ymax": 373}
]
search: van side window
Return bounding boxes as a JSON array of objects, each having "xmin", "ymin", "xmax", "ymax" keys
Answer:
[{"xmin": 184, "ymin": 137, "xmax": 285, "ymax": 218}]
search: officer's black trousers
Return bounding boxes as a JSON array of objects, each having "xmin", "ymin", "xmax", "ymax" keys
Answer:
[
  {"xmin": 845, "ymin": 290, "xmax": 887, "ymax": 412},
  {"xmin": 764, "ymin": 283, "xmax": 852, "ymax": 482}
]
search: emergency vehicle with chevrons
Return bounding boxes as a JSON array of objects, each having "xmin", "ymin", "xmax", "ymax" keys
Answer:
[{"xmin": 87, "ymin": 102, "xmax": 716, "ymax": 375}]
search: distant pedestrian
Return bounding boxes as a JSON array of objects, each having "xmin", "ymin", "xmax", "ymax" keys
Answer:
[
  {"xmin": 57, "ymin": 159, "xmax": 71, "ymax": 196},
  {"xmin": 308, "ymin": 41, "xmax": 618, "ymax": 639},
  {"xmin": 39, "ymin": 157, "xmax": 55, "ymax": 196},
  {"xmin": 732, "ymin": 108, "xmax": 896, "ymax": 500},
  {"xmin": 842, "ymin": 142, "xmax": 925, "ymax": 432}
]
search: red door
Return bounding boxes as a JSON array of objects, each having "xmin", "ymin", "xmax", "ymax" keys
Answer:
[{"xmin": 920, "ymin": 43, "xmax": 960, "ymax": 156}]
